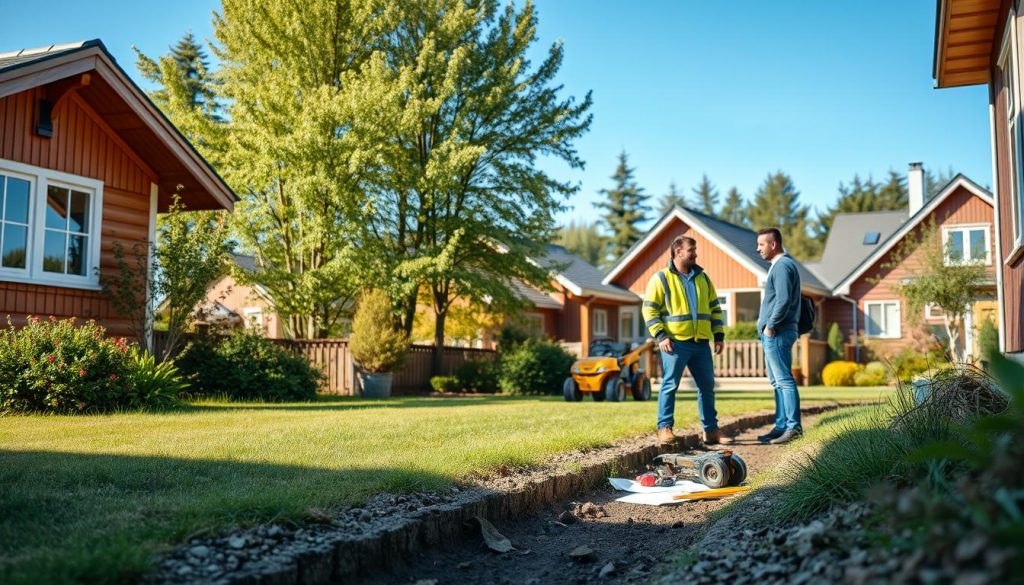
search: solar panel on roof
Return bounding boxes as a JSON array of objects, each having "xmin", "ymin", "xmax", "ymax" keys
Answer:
[{"xmin": 863, "ymin": 232, "xmax": 881, "ymax": 245}]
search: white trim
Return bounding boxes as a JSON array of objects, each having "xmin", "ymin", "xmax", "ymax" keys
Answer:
[
  {"xmin": 863, "ymin": 300, "xmax": 901, "ymax": 339},
  {"xmin": 146, "ymin": 183, "xmax": 158, "ymax": 351},
  {"xmin": 0, "ymin": 158, "xmax": 103, "ymax": 290},
  {"xmin": 941, "ymin": 223, "xmax": 993, "ymax": 265},
  {"xmin": 833, "ymin": 176, "xmax": 995, "ymax": 295},
  {"xmin": 924, "ymin": 302, "xmax": 946, "ymax": 320},
  {"xmin": 593, "ymin": 308, "xmax": 608, "ymax": 337}
]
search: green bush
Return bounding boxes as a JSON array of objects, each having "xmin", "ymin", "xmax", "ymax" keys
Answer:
[
  {"xmin": 853, "ymin": 369, "xmax": 886, "ymax": 387},
  {"xmin": 0, "ymin": 316, "xmax": 183, "ymax": 414},
  {"xmin": 430, "ymin": 375, "xmax": 460, "ymax": 393},
  {"xmin": 349, "ymin": 289, "xmax": 407, "ymax": 373},
  {"xmin": 497, "ymin": 325, "xmax": 530, "ymax": 350},
  {"xmin": 891, "ymin": 352, "xmax": 935, "ymax": 382},
  {"xmin": 822, "ymin": 360, "xmax": 863, "ymax": 387},
  {"xmin": 497, "ymin": 339, "xmax": 574, "ymax": 396},
  {"xmin": 455, "ymin": 359, "xmax": 498, "ymax": 393},
  {"xmin": 978, "ymin": 317, "xmax": 998, "ymax": 358},
  {"xmin": 123, "ymin": 350, "xmax": 189, "ymax": 409},
  {"xmin": 827, "ymin": 322, "xmax": 844, "ymax": 361},
  {"xmin": 176, "ymin": 331, "xmax": 320, "ymax": 401},
  {"xmin": 723, "ymin": 321, "xmax": 758, "ymax": 340}
]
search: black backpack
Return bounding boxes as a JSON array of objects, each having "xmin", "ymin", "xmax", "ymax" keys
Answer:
[{"xmin": 798, "ymin": 296, "xmax": 815, "ymax": 335}]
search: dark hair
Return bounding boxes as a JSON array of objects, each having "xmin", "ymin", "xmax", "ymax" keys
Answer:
[
  {"xmin": 756, "ymin": 227, "xmax": 782, "ymax": 246},
  {"xmin": 671, "ymin": 235, "xmax": 697, "ymax": 256}
]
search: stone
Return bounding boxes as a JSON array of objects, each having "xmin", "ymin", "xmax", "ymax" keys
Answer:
[
  {"xmin": 189, "ymin": 545, "xmax": 211, "ymax": 558},
  {"xmin": 569, "ymin": 545, "xmax": 597, "ymax": 563},
  {"xmin": 558, "ymin": 511, "xmax": 577, "ymax": 524},
  {"xmin": 228, "ymin": 536, "xmax": 247, "ymax": 549},
  {"xmin": 598, "ymin": 562, "xmax": 616, "ymax": 579}
]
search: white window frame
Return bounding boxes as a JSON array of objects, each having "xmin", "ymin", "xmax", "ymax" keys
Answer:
[
  {"xmin": 942, "ymin": 224, "xmax": 992, "ymax": 265},
  {"xmin": 0, "ymin": 158, "xmax": 103, "ymax": 290},
  {"xmin": 619, "ymin": 305, "xmax": 639, "ymax": 342},
  {"xmin": 716, "ymin": 294, "xmax": 730, "ymax": 326},
  {"xmin": 864, "ymin": 300, "xmax": 901, "ymax": 339},
  {"xmin": 924, "ymin": 303, "xmax": 946, "ymax": 320},
  {"xmin": 526, "ymin": 313, "xmax": 545, "ymax": 338},
  {"xmin": 592, "ymin": 308, "xmax": 608, "ymax": 337},
  {"xmin": 242, "ymin": 307, "xmax": 265, "ymax": 330},
  {"xmin": 1001, "ymin": 12, "xmax": 1024, "ymax": 260}
]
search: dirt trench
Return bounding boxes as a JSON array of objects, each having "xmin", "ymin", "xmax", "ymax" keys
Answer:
[{"xmin": 361, "ymin": 420, "xmax": 805, "ymax": 585}]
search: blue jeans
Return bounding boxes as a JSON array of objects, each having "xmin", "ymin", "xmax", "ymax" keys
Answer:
[
  {"xmin": 657, "ymin": 339, "xmax": 718, "ymax": 432},
  {"xmin": 761, "ymin": 328, "xmax": 801, "ymax": 431}
]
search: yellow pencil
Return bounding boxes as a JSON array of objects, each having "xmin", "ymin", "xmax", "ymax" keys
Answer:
[{"xmin": 672, "ymin": 486, "xmax": 751, "ymax": 500}]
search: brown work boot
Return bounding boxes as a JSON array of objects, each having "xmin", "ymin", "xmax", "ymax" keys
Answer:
[
  {"xmin": 657, "ymin": 427, "xmax": 676, "ymax": 445},
  {"xmin": 703, "ymin": 429, "xmax": 733, "ymax": 445}
]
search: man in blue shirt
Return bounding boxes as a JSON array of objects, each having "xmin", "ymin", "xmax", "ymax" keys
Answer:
[{"xmin": 755, "ymin": 227, "xmax": 803, "ymax": 444}]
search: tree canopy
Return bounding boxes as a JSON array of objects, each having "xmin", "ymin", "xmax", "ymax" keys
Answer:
[{"xmin": 596, "ymin": 151, "xmax": 650, "ymax": 262}]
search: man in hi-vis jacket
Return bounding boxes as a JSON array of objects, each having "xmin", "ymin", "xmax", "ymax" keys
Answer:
[{"xmin": 642, "ymin": 235, "xmax": 729, "ymax": 446}]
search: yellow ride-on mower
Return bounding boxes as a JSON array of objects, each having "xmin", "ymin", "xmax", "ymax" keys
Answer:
[{"xmin": 563, "ymin": 338, "xmax": 655, "ymax": 402}]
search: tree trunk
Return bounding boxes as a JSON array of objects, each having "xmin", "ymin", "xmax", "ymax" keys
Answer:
[{"xmin": 432, "ymin": 307, "xmax": 447, "ymax": 376}]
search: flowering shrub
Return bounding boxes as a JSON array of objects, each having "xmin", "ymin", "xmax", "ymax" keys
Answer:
[
  {"xmin": 175, "ymin": 330, "xmax": 321, "ymax": 401},
  {"xmin": 0, "ymin": 316, "xmax": 185, "ymax": 414},
  {"xmin": 821, "ymin": 360, "xmax": 863, "ymax": 387}
]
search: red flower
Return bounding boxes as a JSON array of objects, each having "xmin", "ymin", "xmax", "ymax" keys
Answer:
[
  {"xmin": 109, "ymin": 374, "xmax": 118, "ymax": 381},
  {"xmin": 78, "ymin": 369, "xmax": 86, "ymax": 376},
  {"xmin": 48, "ymin": 315, "xmax": 57, "ymax": 322},
  {"xmin": 48, "ymin": 355, "xmax": 55, "ymax": 363}
]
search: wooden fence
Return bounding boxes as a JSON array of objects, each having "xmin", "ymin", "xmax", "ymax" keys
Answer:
[
  {"xmin": 646, "ymin": 336, "xmax": 827, "ymax": 386},
  {"xmin": 153, "ymin": 332, "xmax": 497, "ymax": 395}
]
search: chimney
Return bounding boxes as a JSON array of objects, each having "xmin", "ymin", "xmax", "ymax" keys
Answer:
[{"xmin": 908, "ymin": 162, "xmax": 925, "ymax": 216}]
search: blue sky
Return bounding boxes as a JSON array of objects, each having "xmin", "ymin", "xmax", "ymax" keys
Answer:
[{"xmin": 2, "ymin": 1, "xmax": 993, "ymax": 228}]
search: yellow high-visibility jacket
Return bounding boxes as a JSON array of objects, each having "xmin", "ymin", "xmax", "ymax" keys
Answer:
[{"xmin": 642, "ymin": 263, "xmax": 725, "ymax": 342}]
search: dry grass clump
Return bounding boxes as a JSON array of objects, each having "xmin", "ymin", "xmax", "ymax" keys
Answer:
[{"xmin": 889, "ymin": 364, "xmax": 1008, "ymax": 432}]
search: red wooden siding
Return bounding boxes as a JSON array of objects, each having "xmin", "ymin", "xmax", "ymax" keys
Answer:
[
  {"xmin": 610, "ymin": 216, "xmax": 759, "ymax": 294},
  {"xmin": 845, "ymin": 186, "xmax": 996, "ymax": 352},
  {"xmin": 991, "ymin": 48, "xmax": 1024, "ymax": 353},
  {"xmin": 0, "ymin": 87, "xmax": 153, "ymax": 338}
]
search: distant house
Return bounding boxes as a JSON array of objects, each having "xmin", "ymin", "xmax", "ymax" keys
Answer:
[
  {"xmin": 0, "ymin": 40, "xmax": 234, "ymax": 340},
  {"xmin": 817, "ymin": 168, "xmax": 997, "ymax": 360},
  {"xmin": 603, "ymin": 205, "xmax": 832, "ymax": 333},
  {"xmin": 195, "ymin": 254, "xmax": 287, "ymax": 338},
  {"xmin": 932, "ymin": 1, "xmax": 1024, "ymax": 361}
]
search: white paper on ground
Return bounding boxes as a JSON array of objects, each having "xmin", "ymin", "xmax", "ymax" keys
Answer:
[{"xmin": 608, "ymin": 477, "xmax": 711, "ymax": 506}]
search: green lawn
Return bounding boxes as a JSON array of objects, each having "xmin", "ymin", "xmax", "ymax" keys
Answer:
[{"xmin": 0, "ymin": 387, "xmax": 890, "ymax": 584}]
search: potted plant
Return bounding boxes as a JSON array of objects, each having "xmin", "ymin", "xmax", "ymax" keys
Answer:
[{"xmin": 349, "ymin": 289, "xmax": 408, "ymax": 398}]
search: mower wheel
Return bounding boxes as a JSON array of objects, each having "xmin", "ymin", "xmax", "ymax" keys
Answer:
[
  {"xmin": 563, "ymin": 377, "xmax": 583, "ymax": 402},
  {"xmin": 604, "ymin": 377, "xmax": 626, "ymax": 402},
  {"xmin": 699, "ymin": 457, "xmax": 730, "ymax": 489},
  {"xmin": 727, "ymin": 453, "xmax": 748, "ymax": 486},
  {"xmin": 632, "ymin": 374, "xmax": 651, "ymax": 401}
]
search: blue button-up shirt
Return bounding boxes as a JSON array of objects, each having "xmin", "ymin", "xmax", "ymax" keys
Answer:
[{"xmin": 675, "ymin": 268, "xmax": 699, "ymax": 325}]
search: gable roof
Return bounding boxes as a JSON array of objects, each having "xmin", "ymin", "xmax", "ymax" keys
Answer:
[
  {"xmin": 603, "ymin": 205, "xmax": 830, "ymax": 294},
  {"xmin": 0, "ymin": 39, "xmax": 234, "ymax": 211},
  {"xmin": 538, "ymin": 244, "xmax": 639, "ymax": 303},
  {"xmin": 811, "ymin": 210, "xmax": 908, "ymax": 288},
  {"xmin": 832, "ymin": 174, "xmax": 994, "ymax": 295},
  {"xmin": 511, "ymin": 278, "xmax": 563, "ymax": 310}
]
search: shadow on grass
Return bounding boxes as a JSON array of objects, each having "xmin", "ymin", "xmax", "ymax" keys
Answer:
[{"xmin": 0, "ymin": 449, "xmax": 454, "ymax": 585}]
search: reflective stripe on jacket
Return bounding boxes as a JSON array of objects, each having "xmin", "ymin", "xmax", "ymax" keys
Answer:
[{"xmin": 642, "ymin": 262, "xmax": 725, "ymax": 343}]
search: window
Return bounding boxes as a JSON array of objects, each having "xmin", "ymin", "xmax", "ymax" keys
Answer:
[
  {"xmin": 0, "ymin": 159, "xmax": 103, "ymax": 288},
  {"xmin": 1002, "ymin": 13, "xmax": 1024, "ymax": 251},
  {"xmin": 924, "ymin": 303, "xmax": 946, "ymax": 320},
  {"xmin": 619, "ymin": 306, "xmax": 638, "ymax": 342},
  {"xmin": 864, "ymin": 301, "xmax": 901, "ymax": 339},
  {"xmin": 716, "ymin": 295, "xmax": 729, "ymax": 326},
  {"xmin": 526, "ymin": 313, "xmax": 544, "ymax": 338},
  {"xmin": 242, "ymin": 307, "xmax": 264, "ymax": 330},
  {"xmin": 593, "ymin": 308, "xmax": 608, "ymax": 337},
  {"xmin": 943, "ymin": 225, "xmax": 991, "ymax": 265},
  {"xmin": 863, "ymin": 231, "xmax": 881, "ymax": 245}
]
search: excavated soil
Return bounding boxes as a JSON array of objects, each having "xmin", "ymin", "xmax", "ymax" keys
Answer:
[{"xmin": 361, "ymin": 420, "xmax": 811, "ymax": 585}]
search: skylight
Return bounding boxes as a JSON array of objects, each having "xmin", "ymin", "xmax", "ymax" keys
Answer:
[{"xmin": 863, "ymin": 231, "xmax": 881, "ymax": 245}]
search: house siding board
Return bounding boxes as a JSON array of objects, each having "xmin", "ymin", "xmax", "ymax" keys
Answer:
[
  {"xmin": 846, "ymin": 186, "xmax": 997, "ymax": 351},
  {"xmin": 822, "ymin": 298, "xmax": 855, "ymax": 345},
  {"xmin": 0, "ymin": 86, "xmax": 154, "ymax": 338},
  {"xmin": 561, "ymin": 295, "xmax": 582, "ymax": 342},
  {"xmin": 610, "ymin": 217, "xmax": 759, "ymax": 294},
  {"xmin": 991, "ymin": 46, "xmax": 1024, "ymax": 352}
]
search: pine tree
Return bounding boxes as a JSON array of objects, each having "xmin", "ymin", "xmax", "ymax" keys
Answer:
[
  {"xmin": 596, "ymin": 152, "xmax": 650, "ymax": 261},
  {"xmin": 658, "ymin": 181, "xmax": 686, "ymax": 215},
  {"xmin": 816, "ymin": 170, "xmax": 910, "ymax": 241},
  {"xmin": 558, "ymin": 221, "xmax": 608, "ymax": 267},
  {"xmin": 926, "ymin": 166, "xmax": 958, "ymax": 198},
  {"xmin": 720, "ymin": 187, "xmax": 748, "ymax": 226},
  {"xmin": 692, "ymin": 173, "xmax": 719, "ymax": 216},
  {"xmin": 747, "ymin": 172, "xmax": 821, "ymax": 261}
]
